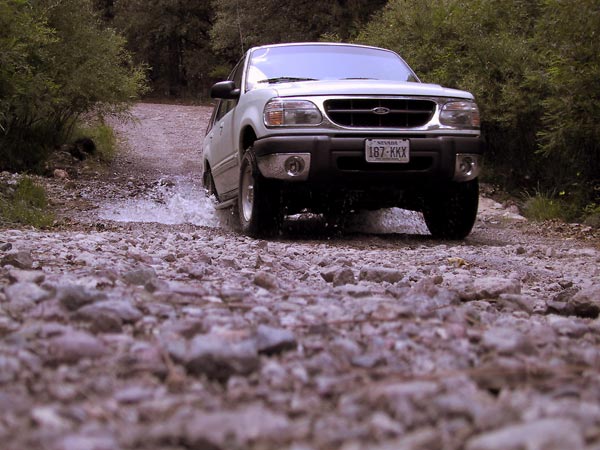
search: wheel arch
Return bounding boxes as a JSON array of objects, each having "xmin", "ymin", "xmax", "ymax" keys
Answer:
[{"xmin": 239, "ymin": 125, "xmax": 257, "ymax": 158}]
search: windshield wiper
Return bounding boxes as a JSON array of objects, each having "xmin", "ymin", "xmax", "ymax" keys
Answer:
[
  {"xmin": 340, "ymin": 77, "xmax": 378, "ymax": 80},
  {"xmin": 257, "ymin": 76, "xmax": 318, "ymax": 84}
]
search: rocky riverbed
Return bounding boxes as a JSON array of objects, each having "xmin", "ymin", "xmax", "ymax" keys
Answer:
[{"xmin": 1, "ymin": 103, "xmax": 600, "ymax": 450}]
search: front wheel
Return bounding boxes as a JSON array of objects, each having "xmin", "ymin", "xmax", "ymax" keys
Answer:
[
  {"xmin": 422, "ymin": 179, "xmax": 479, "ymax": 239},
  {"xmin": 238, "ymin": 149, "xmax": 282, "ymax": 237}
]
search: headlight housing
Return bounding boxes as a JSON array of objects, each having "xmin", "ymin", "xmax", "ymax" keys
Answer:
[
  {"xmin": 264, "ymin": 99, "xmax": 323, "ymax": 127},
  {"xmin": 440, "ymin": 101, "xmax": 480, "ymax": 129}
]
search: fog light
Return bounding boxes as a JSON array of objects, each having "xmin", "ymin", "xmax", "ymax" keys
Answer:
[
  {"xmin": 459, "ymin": 156, "xmax": 475, "ymax": 176},
  {"xmin": 284, "ymin": 156, "xmax": 305, "ymax": 177},
  {"xmin": 454, "ymin": 154, "xmax": 481, "ymax": 181}
]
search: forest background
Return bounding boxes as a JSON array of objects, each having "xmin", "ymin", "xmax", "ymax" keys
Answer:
[{"xmin": 1, "ymin": 0, "xmax": 599, "ymax": 221}]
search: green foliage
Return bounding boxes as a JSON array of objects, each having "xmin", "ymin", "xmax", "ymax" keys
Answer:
[
  {"xmin": 357, "ymin": 0, "xmax": 544, "ymax": 189},
  {"xmin": 358, "ymin": 0, "xmax": 599, "ymax": 218},
  {"xmin": 521, "ymin": 190, "xmax": 564, "ymax": 222},
  {"xmin": 0, "ymin": 176, "xmax": 54, "ymax": 228},
  {"xmin": 71, "ymin": 121, "xmax": 117, "ymax": 162},
  {"xmin": 0, "ymin": 0, "xmax": 146, "ymax": 171},
  {"xmin": 210, "ymin": 0, "xmax": 387, "ymax": 62},
  {"xmin": 112, "ymin": 0, "xmax": 215, "ymax": 97},
  {"xmin": 533, "ymin": 0, "xmax": 600, "ymax": 187}
]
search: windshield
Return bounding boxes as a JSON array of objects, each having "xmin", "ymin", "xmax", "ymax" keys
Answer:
[{"xmin": 246, "ymin": 44, "xmax": 419, "ymax": 90}]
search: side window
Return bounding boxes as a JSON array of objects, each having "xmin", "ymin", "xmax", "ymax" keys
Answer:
[
  {"xmin": 207, "ymin": 56, "xmax": 245, "ymax": 131},
  {"xmin": 215, "ymin": 99, "xmax": 234, "ymax": 122}
]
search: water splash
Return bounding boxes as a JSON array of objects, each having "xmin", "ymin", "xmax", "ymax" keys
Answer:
[
  {"xmin": 348, "ymin": 207, "xmax": 429, "ymax": 235},
  {"xmin": 97, "ymin": 177, "xmax": 219, "ymax": 227},
  {"xmin": 97, "ymin": 176, "xmax": 427, "ymax": 234}
]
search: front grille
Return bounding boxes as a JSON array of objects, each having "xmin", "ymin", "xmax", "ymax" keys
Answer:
[{"xmin": 325, "ymin": 98, "xmax": 435, "ymax": 128}]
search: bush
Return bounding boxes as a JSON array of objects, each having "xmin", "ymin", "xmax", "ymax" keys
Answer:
[
  {"xmin": 0, "ymin": 0, "xmax": 146, "ymax": 171},
  {"xmin": 0, "ymin": 176, "xmax": 54, "ymax": 228},
  {"xmin": 357, "ymin": 0, "xmax": 599, "ymax": 220},
  {"xmin": 70, "ymin": 121, "xmax": 117, "ymax": 162}
]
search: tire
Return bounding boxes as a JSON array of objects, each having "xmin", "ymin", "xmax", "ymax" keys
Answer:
[
  {"xmin": 203, "ymin": 166, "xmax": 219, "ymax": 202},
  {"xmin": 238, "ymin": 149, "xmax": 281, "ymax": 237},
  {"xmin": 422, "ymin": 179, "xmax": 479, "ymax": 239}
]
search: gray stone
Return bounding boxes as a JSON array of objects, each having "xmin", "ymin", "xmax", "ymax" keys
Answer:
[
  {"xmin": 0, "ymin": 354, "xmax": 20, "ymax": 383},
  {"xmin": 122, "ymin": 267, "xmax": 157, "ymax": 285},
  {"xmin": 333, "ymin": 268, "xmax": 356, "ymax": 287},
  {"xmin": 46, "ymin": 330, "xmax": 107, "ymax": 365},
  {"xmin": 76, "ymin": 299, "xmax": 142, "ymax": 323},
  {"xmin": 359, "ymin": 267, "xmax": 404, "ymax": 284},
  {"xmin": 7, "ymin": 269, "xmax": 45, "ymax": 284},
  {"xmin": 1, "ymin": 250, "xmax": 33, "ymax": 269},
  {"xmin": 53, "ymin": 433, "xmax": 120, "ymax": 450},
  {"xmin": 482, "ymin": 327, "xmax": 536, "ymax": 355},
  {"xmin": 255, "ymin": 324, "xmax": 297, "ymax": 354},
  {"xmin": 570, "ymin": 284, "xmax": 600, "ymax": 318},
  {"xmin": 3, "ymin": 282, "xmax": 50, "ymax": 314},
  {"xmin": 465, "ymin": 418, "xmax": 584, "ymax": 450},
  {"xmin": 451, "ymin": 276, "xmax": 521, "ymax": 301},
  {"xmin": 254, "ymin": 271, "xmax": 279, "ymax": 290},
  {"xmin": 56, "ymin": 284, "xmax": 106, "ymax": 311},
  {"xmin": 184, "ymin": 404, "xmax": 290, "ymax": 448},
  {"xmin": 180, "ymin": 334, "xmax": 260, "ymax": 381}
]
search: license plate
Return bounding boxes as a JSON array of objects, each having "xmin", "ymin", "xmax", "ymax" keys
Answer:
[{"xmin": 365, "ymin": 139, "xmax": 410, "ymax": 163}]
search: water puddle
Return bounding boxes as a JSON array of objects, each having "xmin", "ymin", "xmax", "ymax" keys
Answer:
[{"xmin": 97, "ymin": 176, "xmax": 428, "ymax": 234}]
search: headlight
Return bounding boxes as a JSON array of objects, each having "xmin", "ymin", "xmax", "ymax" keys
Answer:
[
  {"xmin": 264, "ymin": 99, "xmax": 322, "ymax": 127},
  {"xmin": 440, "ymin": 101, "xmax": 480, "ymax": 128}
]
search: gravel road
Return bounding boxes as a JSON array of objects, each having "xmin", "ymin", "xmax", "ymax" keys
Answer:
[{"xmin": 1, "ymin": 103, "xmax": 600, "ymax": 450}]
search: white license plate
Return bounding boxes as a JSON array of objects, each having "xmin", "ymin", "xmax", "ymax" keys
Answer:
[{"xmin": 365, "ymin": 139, "xmax": 410, "ymax": 163}]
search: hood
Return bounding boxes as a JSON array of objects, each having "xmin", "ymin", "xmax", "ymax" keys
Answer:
[{"xmin": 264, "ymin": 79, "xmax": 473, "ymax": 100}]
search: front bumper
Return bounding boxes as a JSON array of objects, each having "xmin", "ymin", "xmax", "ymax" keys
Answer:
[{"xmin": 253, "ymin": 134, "xmax": 485, "ymax": 186}]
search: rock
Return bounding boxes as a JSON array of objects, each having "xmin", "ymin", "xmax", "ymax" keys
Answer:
[
  {"xmin": 465, "ymin": 418, "xmax": 584, "ymax": 450},
  {"xmin": 53, "ymin": 433, "xmax": 120, "ymax": 450},
  {"xmin": 1, "ymin": 250, "xmax": 34, "ymax": 269},
  {"xmin": 450, "ymin": 276, "xmax": 521, "ymax": 301},
  {"xmin": 570, "ymin": 285, "xmax": 600, "ymax": 318},
  {"xmin": 0, "ymin": 241, "xmax": 12, "ymax": 251},
  {"xmin": 359, "ymin": 267, "xmax": 404, "ymax": 284},
  {"xmin": 31, "ymin": 405, "xmax": 70, "ymax": 430},
  {"xmin": 53, "ymin": 169, "xmax": 69, "ymax": 179},
  {"xmin": 7, "ymin": 269, "xmax": 45, "ymax": 284},
  {"xmin": 184, "ymin": 404, "xmax": 290, "ymax": 449},
  {"xmin": 122, "ymin": 267, "xmax": 157, "ymax": 285},
  {"xmin": 3, "ymin": 282, "xmax": 50, "ymax": 314},
  {"xmin": 118, "ymin": 341, "xmax": 167, "ymax": 378},
  {"xmin": 0, "ymin": 354, "xmax": 21, "ymax": 383},
  {"xmin": 482, "ymin": 327, "xmax": 536, "ymax": 355},
  {"xmin": 76, "ymin": 299, "xmax": 142, "ymax": 323},
  {"xmin": 4, "ymin": 281, "xmax": 49, "ymax": 303},
  {"xmin": 254, "ymin": 271, "xmax": 279, "ymax": 290},
  {"xmin": 56, "ymin": 284, "xmax": 106, "ymax": 311},
  {"xmin": 179, "ymin": 334, "xmax": 260, "ymax": 381},
  {"xmin": 497, "ymin": 293, "xmax": 536, "ymax": 314},
  {"xmin": 333, "ymin": 268, "xmax": 356, "ymax": 287},
  {"xmin": 255, "ymin": 324, "xmax": 297, "ymax": 354},
  {"xmin": 46, "ymin": 330, "xmax": 107, "ymax": 365}
]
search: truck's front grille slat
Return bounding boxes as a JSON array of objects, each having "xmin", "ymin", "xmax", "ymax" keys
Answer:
[{"xmin": 325, "ymin": 99, "xmax": 435, "ymax": 128}]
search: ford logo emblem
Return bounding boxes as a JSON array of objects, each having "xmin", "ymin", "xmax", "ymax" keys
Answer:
[{"xmin": 372, "ymin": 107, "xmax": 391, "ymax": 115}]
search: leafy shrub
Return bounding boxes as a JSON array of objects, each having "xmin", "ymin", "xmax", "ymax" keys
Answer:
[
  {"xmin": 70, "ymin": 121, "xmax": 117, "ymax": 162},
  {"xmin": 0, "ymin": 0, "xmax": 146, "ymax": 171},
  {"xmin": 0, "ymin": 177, "xmax": 54, "ymax": 228},
  {"xmin": 357, "ymin": 0, "xmax": 599, "ymax": 220}
]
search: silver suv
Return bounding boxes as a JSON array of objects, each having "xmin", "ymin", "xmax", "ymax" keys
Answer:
[{"xmin": 202, "ymin": 43, "xmax": 484, "ymax": 238}]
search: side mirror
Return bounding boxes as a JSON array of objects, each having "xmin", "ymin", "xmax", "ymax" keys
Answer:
[{"xmin": 210, "ymin": 81, "xmax": 241, "ymax": 100}]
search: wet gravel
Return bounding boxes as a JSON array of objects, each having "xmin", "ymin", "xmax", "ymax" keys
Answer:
[{"xmin": 1, "ymin": 103, "xmax": 599, "ymax": 450}]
